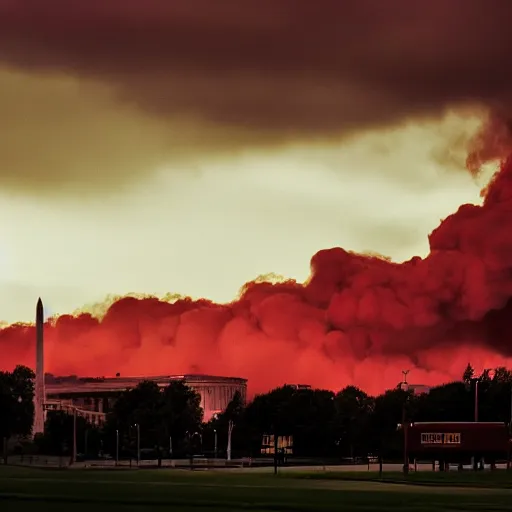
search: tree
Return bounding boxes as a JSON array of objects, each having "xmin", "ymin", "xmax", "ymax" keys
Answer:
[
  {"xmin": 480, "ymin": 368, "xmax": 492, "ymax": 382},
  {"xmin": 463, "ymin": 363, "xmax": 474, "ymax": 383},
  {"xmin": 207, "ymin": 391, "xmax": 246, "ymax": 459},
  {"xmin": 103, "ymin": 379, "xmax": 203, "ymax": 464},
  {"xmin": 224, "ymin": 391, "xmax": 244, "ymax": 460},
  {"xmin": 241, "ymin": 386, "xmax": 337, "ymax": 458},
  {"xmin": 225, "ymin": 391, "xmax": 244, "ymax": 424},
  {"xmin": 334, "ymin": 386, "xmax": 374, "ymax": 459},
  {"xmin": 368, "ymin": 388, "xmax": 410, "ymax": 459},
  {"xmin": 414, "ymin": 382, "xmax": 471, "ymax": 422},
  {"xmin": 0, "ymin": 365, "xmax": 35, "ymax": 463},
  {"xmin": 492, "ymin": 366, "xmax": 512, "ymax": 384},
  {"xmin": 289, "ymin": 388, "xmax": 336, "ymax": 457},
  {"xmin": 242, "ymin": 386, "xmax": 297, "ymax": 456},
  {"xmin": 37, "ymin": 411, "xmax": 102, "ymax": 459},
  {"xmin": 163, "ymin": 380, "xmax": 203, "ymax": 440}
]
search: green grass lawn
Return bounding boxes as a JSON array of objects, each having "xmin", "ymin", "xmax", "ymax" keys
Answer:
[
  {"xmin": 293, "ymin": 469, "xmax": 512, "ymax": 488},
  {"xmin": 2, "ymin": 465, "xmax": 512, "ymax": 511}
]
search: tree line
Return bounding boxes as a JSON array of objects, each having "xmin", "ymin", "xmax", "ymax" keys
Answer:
[{"xmin": 2, "ymin": 363, "xmax": 512, "ymax": 462}]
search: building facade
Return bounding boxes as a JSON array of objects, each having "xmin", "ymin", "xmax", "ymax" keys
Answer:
[
  {"xmin": 397, "ymin": 382, "xmax": 431, "ymax": 395},
  {"xmin": 45, "ymin": 374, "xmax": 248, "ymax": 424}
]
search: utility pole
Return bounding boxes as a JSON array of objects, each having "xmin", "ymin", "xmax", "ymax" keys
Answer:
[
  {"xmin": 187, "ymin": 431, "xmax": 193, "ymax": 470},
  {"xmin": 115, "ymin": 429, "xmax": 119, "ymax": 466},
  {"xmin": 402, "ymin": 401, "xmax": 409, "ymax": 475},
  {"xmin": 227, "ymin": 421, "xmax": 233, "ymax": 461},
  {"xmin": 273, "ymin": 431, "xmax": 278, "ymax": 475},
  {"xmin": 474, "ymin": 380, "xmax": 479, "ymax": 422},
  {"xmin": 135, "ymin": 424, "xmax": 140, "ymax": 465},
  {"xmin": 71, "ymin": 407, "xmax": 77, "ymax": 465},
  {"xmin": 509, "ymin": 384, "xmax": 512, "ymax": 432},
  {"xmin": 401, "ymin": 370, "xmax": 410, "ymax": 475}
]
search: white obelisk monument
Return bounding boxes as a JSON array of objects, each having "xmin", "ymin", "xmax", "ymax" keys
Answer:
[{"xmin": 33, "ymin": 297, "xmax": 46, "ymax": 435}]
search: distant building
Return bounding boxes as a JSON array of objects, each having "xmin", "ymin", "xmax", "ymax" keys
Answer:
[
  {"xmin": 261, "ymin": 434, "xmax": 293, "ymax": 455},
  {"xmin": 287, "ymin": 384, "xmax": 312, "ymax": 390},
  {"xmin": 397, "ymin": 382, "xmax": 430, "ymax": 395},
  {"xmin": 45, "ymin": 374, "xmax": 247, "ymax": 424}
]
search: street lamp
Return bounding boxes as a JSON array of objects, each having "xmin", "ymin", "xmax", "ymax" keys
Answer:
[
  {"xmin": 401, "ymin": 400, "xmax": 410, "ymax": 475},
  {"xmin": 214, "ymin": 429, "xmax": 217, "ymax": 459},
  {"xmin": 186, "ymin": 430, "xmax": 201, "ymax": 469},
  {"xmin": 72, "ymin": 407, "xmax": 77, "ymax": 465},
  {"xmin": 227, "ymin": 420, "xmax": 234, "ymax": 461},
  {"xmin": 474, "ymin": 379, "xmax": 480, "ymax": 422},
  {"xmin": 509, "ymin": 385, "xmax": 512, "ymax": 435},
  {"xmin": 466, "ymin": 369, "xmax": 495, "ymax": 471},
  {"xmin": 400, "ymin": 370, "xmax": 410, "ymax": 475},
  {"xmin": 115, "ymin": 429, "xmax": 119, "ymax": 466},
  {"xmin": 133, "ymin": 424, "xmax": 140, "ymax": 465},
  {"xmin": 466, "ymin": 369, "xmax": 495, "ymax": 422}
]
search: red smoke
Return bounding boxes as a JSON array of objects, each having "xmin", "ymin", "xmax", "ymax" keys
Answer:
[{"xmin": 4, "ymin": 144, "xmax": 512, "ymax": 397}]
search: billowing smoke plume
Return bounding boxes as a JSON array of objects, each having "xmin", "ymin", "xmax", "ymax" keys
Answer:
[{"xmin": 3, "ymin": 130, "xmax": 512, "ymax": 395}]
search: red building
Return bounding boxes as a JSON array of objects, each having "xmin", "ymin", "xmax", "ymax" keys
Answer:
[{"xmin": 408, "ymin": 422, "xmax": 511, "ymax": 465}]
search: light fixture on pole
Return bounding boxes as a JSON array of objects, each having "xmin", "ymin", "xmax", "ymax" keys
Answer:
[
  {"xmin": 134, "ymin": 424, "xmax": 140, "ymax": 465},
  {"xmin": 115, "ymin": 429, "xmax": 119, "ymax": 466},
  {"xmin": 71, "ymin": 407, "xmax": 77, "ymax": 465}
]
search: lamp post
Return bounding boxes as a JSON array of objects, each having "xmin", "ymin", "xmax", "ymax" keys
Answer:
[
  {"xmin": 227, "ymin": 420, "xmax": 234, "ymax": 461},
  {"xmin": 115, "ymin": 429, "xmax": 119, "ymax": 466},
  {"xmin": 466, "ymin": 370, "xmax": 494, "ymax": 470},
  {"xmin": 509, "ymin": 384, "xmax": 512, "ymax": 433},
  {"xmin": 468, "ymin": 370, "xmax": 494, "ymax": 423},
  {"xmin": 400, "ymin": 371, "xmax": 410, "ymax": 475},
  {"xmin": 71, "ymin": 407, "xmax": 77, "ymax": 465},
  {"xmin": 186, "ymin": 431, "xmax": 201, "ymax": 469},
  {"xmin": 473, "ymin": 379, "xmax": 480, "ymax": 422},
  {"xmin": 169, "ymin": 435, "xmax": 173, "ymax": 460},
  {"xmin": 134, "ymin": 424, "xmax": 140, "ymax": 465},
  {"xmin": 465, "ymin": 377, "xmax": 480, "ymax": 422},
  {"xmin": 214, "ymin": 429, "xmax": 217, "ymax": 459}
]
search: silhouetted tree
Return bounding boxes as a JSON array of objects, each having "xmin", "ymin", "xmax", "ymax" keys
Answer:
[
  {"xmin": 93, "ymin": 365, "xmax": 512, "ymax": 462},
  {"xmin": 463, "ymin": 363, "xmax": 474, "ymax": 383},
  {"xmin": 209, "ymin": 391, "xmax": 245, "ymax": 459},
  {"xmin": 334, "ymin": 386, "xmax": 374, "ymax": 459},
  {"xmin": 103, "ymin": 379, "xmax": 202, "ymax": 464},
  {"xmin": 37, "ymin": 411, "xmax": 102, "ymax": 458},
  {"xmin": 0, "ymin": 366, "xmax": 35, "ymax": 463},
  {"xmin": 368, "ymin": 388, "xmax": 409, "ymax": 459}
]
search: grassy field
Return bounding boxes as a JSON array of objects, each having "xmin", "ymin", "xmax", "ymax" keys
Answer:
[
  {"xmin": 294, "ymin": 469, "xmax": 512, "ymax": 488},
  {"xmin": 2, "ymin": 465, "xmax": 512, "ymax": 511}
]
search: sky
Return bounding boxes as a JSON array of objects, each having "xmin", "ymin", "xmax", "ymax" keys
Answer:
[
  {"xmin": 0, "ymin": 107, "xmax": 487, "ymax": 323},
  {"xmin": 2, "ymin": 2, "xmax": 512, "ymax": 394},
  {"xmin": 0, "ymin": 1, "xmax": 508, "ymax": 321}
]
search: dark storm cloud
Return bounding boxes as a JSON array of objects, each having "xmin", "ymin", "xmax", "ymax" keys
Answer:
[
  {"xmin": 0, "ymin": 0, "xmax": 511, "ymax": 191},
  {"xmin": 2, "ymin": 0, "xmax": 511, "ymax": 132}
]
